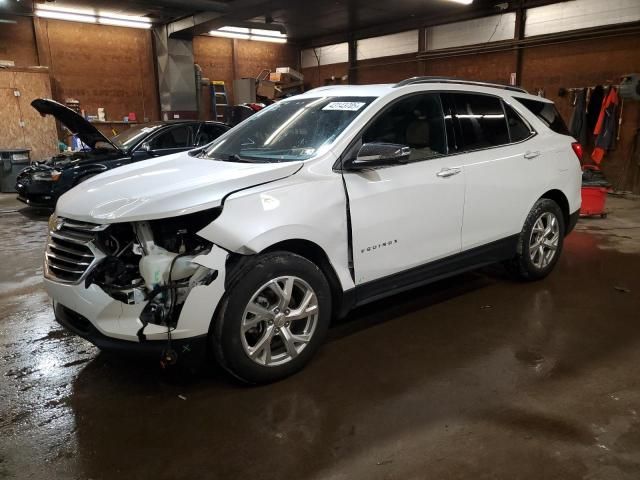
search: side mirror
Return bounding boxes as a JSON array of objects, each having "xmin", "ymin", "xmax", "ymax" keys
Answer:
[
  {"xmin": 140, "ymin": 142, "xmax": 152, "ymax": 152},
  {"xmin": 345, "ymin": 142, "xmax": 410, "ymax": 170}
]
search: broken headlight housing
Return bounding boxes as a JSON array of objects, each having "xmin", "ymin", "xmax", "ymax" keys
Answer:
[{"xmin": 86, "ymin": 207, "xmax": 222, "ymax": 328}]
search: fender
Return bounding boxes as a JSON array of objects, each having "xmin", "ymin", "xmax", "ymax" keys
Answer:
[
  {"xmin": 197, "ymin": 164, "xmax": 355, "ymax": 291},
  {"xmin": 71, "ymin": 163, "xmax": 110, "ymax": 184}
]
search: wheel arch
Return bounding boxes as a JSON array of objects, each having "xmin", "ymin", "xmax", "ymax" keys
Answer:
[
  {"xmin": 539, "ymin": 189, "xmax": 570, "ymax": 231},
  {"xmin": 261, "ymin": 239, "xmax": 347, "ymax": 320}
]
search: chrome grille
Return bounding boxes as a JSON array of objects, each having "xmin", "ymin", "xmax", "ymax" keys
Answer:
[{"xmin": 45, "ymin": 217, "xmax": 108, "ymax": 284}]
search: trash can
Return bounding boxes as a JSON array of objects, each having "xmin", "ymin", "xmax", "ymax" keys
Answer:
[
  {"xmin": 580, "ymin": 165, "xmax": 610, "ymax": 218},
  {"xmin": 0, "ymin": 149, "xmax": 31, "ymax": 193}
]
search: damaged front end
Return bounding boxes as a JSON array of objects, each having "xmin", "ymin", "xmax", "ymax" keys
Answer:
[{"xmin": 45, "ymin": 208, "xmax": 229, "ymax": 363}]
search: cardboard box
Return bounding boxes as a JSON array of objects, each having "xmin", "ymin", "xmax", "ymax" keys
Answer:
[
  {"xmin": 275, "ymin": 67, "xmax": 304, "ymax": 82},
  {"xmin": 269, "ymin": 72, "xmax": 288, "ymax": 82},
  {"xmin": 257, "ymin": 80, "xmax": 276, "ymax": 99}
]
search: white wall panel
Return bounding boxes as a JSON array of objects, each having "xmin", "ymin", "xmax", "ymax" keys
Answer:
[
  {"xmin": 356, "ymin": 30, "xmax": 419, "ymax": 60},
  {"xmin": 525, "ymin": 0, "xmax": 640, "ymax": 37},
  {"xmin": 426, "ymin": 13, "xmax": 516, "ymax": 50},
  {"xmin": 301, "ymin": 43, "xmax": 349, "ymax": 69}
]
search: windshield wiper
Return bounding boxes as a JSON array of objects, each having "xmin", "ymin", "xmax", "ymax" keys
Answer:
[
  {"xmin": 227, "ymin": 154, "xmax": 254, "ymax": 163},
  {"xmin": 209, "ymin": 154, "xmax": 265, "ymax": 163}
]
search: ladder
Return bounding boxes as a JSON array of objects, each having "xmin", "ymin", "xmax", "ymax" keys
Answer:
[{"xmin": 210, "ymin": 81, "xmax": 228, "ymax": 122}]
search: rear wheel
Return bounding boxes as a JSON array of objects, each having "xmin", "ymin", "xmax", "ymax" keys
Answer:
[
  {"xmin": 508, "ymin": 198, "xmax": 565, "ymax": 281},
  {"xmin": 211, "ymin": 252, "xmax": 331, "ymax": 384}
]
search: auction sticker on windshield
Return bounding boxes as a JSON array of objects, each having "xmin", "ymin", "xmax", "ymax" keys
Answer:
[{"xmin": 322, "ymin": 102, "xmax": 366, "ymax": 111}]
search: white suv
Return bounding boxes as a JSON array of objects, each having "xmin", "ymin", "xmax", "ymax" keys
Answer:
[{"xmin": 45, "ymin": 77, "xmax": 582, "ymax": 383}]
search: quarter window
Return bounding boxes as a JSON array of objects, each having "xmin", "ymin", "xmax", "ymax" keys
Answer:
[
  {"xmin": 514, "ymin": 97, "xmax": 569, "ymax": 136},
  {"xmin": 451, "ymin": 93, "xmax": 510, "ymax": 151},
  {"xmin": 362, "ymin": 93, "xmax": 447, "ymax": 161},
  {"xmin": 504, "ymin": 103, "xmax": 533, "ymax": 142}
]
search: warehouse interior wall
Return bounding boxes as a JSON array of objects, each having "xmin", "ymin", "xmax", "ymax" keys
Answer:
[
  {"xmin": 0, "ymin": 15, "xmax": 39, "ymax": 66},
  {"xmin": 1, "ymin": 10, "xmax": 639, "ymax": 192},
  {"xmin": 0, "ymin": 13, "xmax": 159, "ymax": 128},
  {"xmin": 38, "ymin": 19, "xmax": 160, "ymax": 125},
  {"xmin": 521, "ymin": 35, "xmax": 640, "ymax": 193},
  {"xmin": 0, "ymin": 14, "xmax": 299, "ymax": 126},
  {"xmin": 193, "ymin": 36, "xmax": 299, "ymax": 119}
]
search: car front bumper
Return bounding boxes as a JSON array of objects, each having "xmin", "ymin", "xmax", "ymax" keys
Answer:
[
  {"xmin": 44, "ymin": 245, "xmax": 229, "ymax": 353},
  {"xmin": 16, "ymin": 178, "xmax": 59, "ymax": 208},
  {"xmin": 54, "ymin": 301, "xmax": 207, "ymax": 359}
]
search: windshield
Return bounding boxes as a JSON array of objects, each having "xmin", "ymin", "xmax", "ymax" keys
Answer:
[
  {"xmin": 111, "ymin": 123, "xmax": 167, "ymax": 151},
  {"xmin": 203, "ymin": 96, "xmax": 376, "ymax": 162}
]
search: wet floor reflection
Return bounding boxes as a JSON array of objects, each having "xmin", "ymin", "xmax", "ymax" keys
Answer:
[{"xmin": 1, "ymin": 199, "xmax": 640, "ymax": 479}]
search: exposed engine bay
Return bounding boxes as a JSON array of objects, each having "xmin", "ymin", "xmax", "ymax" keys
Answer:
[{"xmin": 85, "ymin": 209, "xmax": 222, "ymax": 335}]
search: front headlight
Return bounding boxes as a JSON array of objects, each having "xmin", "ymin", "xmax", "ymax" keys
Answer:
[{"xmin": 32, "ymin": 170, "xmax": 62, "ymax": 182}]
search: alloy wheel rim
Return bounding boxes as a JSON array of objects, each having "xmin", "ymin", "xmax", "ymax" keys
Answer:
[
  {"xmin": 241, "ymin": 276, "xmax": 319, "ymax": 367},
  {"xmin": 529, "ymin": 212, "xmax": 560, "ymax": 269}
]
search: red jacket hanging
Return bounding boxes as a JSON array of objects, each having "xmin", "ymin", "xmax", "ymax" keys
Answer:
[{"xmin": 591, "ymin": 87, "xmax": 619, "ymax": 164}]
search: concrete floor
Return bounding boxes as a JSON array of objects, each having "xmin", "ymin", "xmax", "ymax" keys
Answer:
[{"xmin": 1, "ymin": 193, "xmax": 640, "ymax": 480}]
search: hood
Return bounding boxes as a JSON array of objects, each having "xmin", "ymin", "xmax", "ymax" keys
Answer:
[
  {"xmin": 31, "ymin": 99, "xmax": 122, "ymax": 153},
  {"xmin": 56, "ymin": 153, "xmax": 302, "ymax": 223}
]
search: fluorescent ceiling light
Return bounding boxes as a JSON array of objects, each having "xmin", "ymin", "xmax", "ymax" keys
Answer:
[
  {"xmin": 250, "ymin": 28, "xmax": 286, "ymax": 38},
  {"xmin": 220, "ymin": 26, "xmax": 250, "ymax": 34},
  {"xmin": 209, "ymin": 31, "xmax": 251, "ymax": 40},
  {"xmin": 98, "ymin": 18, "xmax": 152, "ymax": 29},
  {"xmin": 35, "ymin": 10, "xmax": 97, "ymax": 23},
  {"xmin": 447, "ymin": 0, "xmax": 474, "ymax": 4},
  {"xmin": 97, "ymin": 11, "xmax": 152, "ymax": 23},
  {"xmin": 36, "ymin": 4, "xmax": 95, "ymax": 16},
  {"xmin": 35, "ymin": 5, "xmax": 152, "ymax": 29},
  {"xmin": 251, "ymin": 36, "xmax": 287, "ymax": 43},
  {"xmin": 211, "ymin": 26, "xmax": 287, "ymax": 43}
]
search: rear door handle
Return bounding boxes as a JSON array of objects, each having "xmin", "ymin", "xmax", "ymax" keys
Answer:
[
  {"xmin": 524, "ymin": 151, "xmax": 540, "ymax": 159},
  {"xmin": 436, "ymin": 167, "xmax": 462, "ymax": 178}
]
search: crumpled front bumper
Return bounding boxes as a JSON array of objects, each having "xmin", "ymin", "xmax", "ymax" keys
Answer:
[
  {"xmin": 44, "ymin": 245, "xmax": 228, "ymax": 349},
  {"xmin": 53, "ymin": 301, "xmax": 208, "ymax": 358}
]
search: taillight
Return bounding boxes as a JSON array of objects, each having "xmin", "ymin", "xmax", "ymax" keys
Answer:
[{"xmin": 571, "ymin": 142, "xmax": 583, "ymax": 163}]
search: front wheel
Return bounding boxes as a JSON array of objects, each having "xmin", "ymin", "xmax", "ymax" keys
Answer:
[
  {"xmin": 211, "ymin": 252, "xmax": 331, "ymax": 384},
  {"xmin": 507, "ymin": 198, "xmax": 565, "ymax": 281}
]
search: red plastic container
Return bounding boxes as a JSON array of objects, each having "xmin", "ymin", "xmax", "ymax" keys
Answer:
[{"xmin": 580, "ymin": 186, "xmax": 608, "ymax": 218}]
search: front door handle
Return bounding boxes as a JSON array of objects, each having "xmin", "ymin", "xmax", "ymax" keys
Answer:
[
  {"xmin": 436, "ymin": 167, "xmax": 462, "ymax": 178},
  {"xmin": 524, "ymin": 151, "xmax": 540, "ymax": 159}
]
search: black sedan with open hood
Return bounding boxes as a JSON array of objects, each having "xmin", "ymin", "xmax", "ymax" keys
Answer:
[{"xmin": 16, "ymin": 99, "xmax": 230, "ymax": 208}]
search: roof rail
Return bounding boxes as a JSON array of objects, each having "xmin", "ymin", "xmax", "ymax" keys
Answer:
[{"xmin": 393, "ymin": 76, "xmax": 528, "ymax": 94}]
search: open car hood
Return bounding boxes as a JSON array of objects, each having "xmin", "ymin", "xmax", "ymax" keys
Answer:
[
  {"xmin": 56, "ymin": 153, "xmax": 302, "ymax": 223},
  {"xmin": 31, "ymin": 98, "xmax": 122, "ymax": 153}
]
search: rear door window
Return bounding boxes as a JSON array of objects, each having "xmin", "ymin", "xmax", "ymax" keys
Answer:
[
  {"xmin": 450, "ymin": 93, "xmax": 510, "ymax": 151},
  {"xmin": 504, "ymin": 103, "xmax": 534, "ymax": 142},
  {"xmin": 514, "ymin": 97, "xmax": 569, "ymax": 135}
]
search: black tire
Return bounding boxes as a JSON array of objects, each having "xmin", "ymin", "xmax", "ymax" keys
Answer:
[
  {"xmin": 211, "ymin": 251, "xmax": 331, "ymax": 384},
  {"xmin": 507, "ymin": 198, "xmax": 565, "ymax": 281}
]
